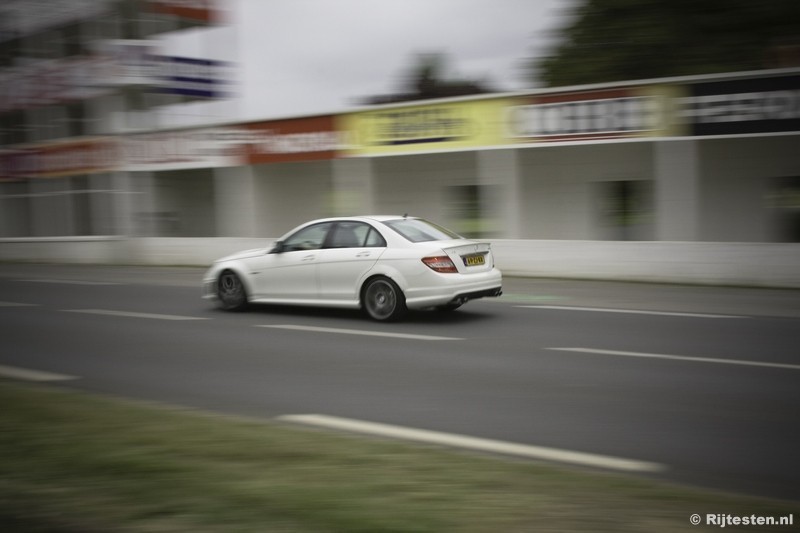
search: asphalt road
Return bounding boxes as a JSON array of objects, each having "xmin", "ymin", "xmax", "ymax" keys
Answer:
[{"xmin": 1, "ymin": 263, "xmax": 798, "ymax": 500}]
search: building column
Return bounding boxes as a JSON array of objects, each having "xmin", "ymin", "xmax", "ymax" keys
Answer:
[
  {"xmin": 128, "ymin": 171, "xmax": 158, "ymax": 237},
  {"xmin": 654, "ymin": 140, "xmax": 700, "ymax": 241},
  {"xmin": 214, "ymin": 165, "xmax": 258, "ymax": 237},
  {"xmin": 108, "ymin": 171, "xmax": 136, "ymax": 236},
  {"xmin": 331, "ymin": 157, "xmax": 374, "ymax": 216},
  {"xmin": 84, "ymin": 173, "xmax": 112, "ymax": 235},
  {"xmin": 477, "ymin": 148, "xmax": 522, "ymax": 239}
]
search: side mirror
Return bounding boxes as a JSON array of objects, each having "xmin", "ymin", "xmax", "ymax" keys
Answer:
[{"xmin": 270, "ymin": 241, "xmax": 285, "ymax": 254}]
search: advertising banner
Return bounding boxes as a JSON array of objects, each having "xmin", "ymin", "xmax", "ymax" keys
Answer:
[
  {"xmin": 152, "ymin": 56, "xmax": 234, "ymax": 99},
  {"xmin": 123, "ymin": 128, "xmax": 243, "ymax": 171},
  {"xmin": 95, "ymin": 40, "xmax": 235, "ymax": 99},
  {"xmin": 0, "ymin": 51, "xmax": 233, "ymax": 113},
  {"xmin": 0, "ymin": 138, "xmax": 119, "ymax": 179},
  {"xmin": 0, "ymin": 116, "xmax": 341, "ymax": 179},
  {"xmin": 679, "ymin": 74, "xmax": 800, "ymax": 136},
  {"xmin": 340, "ymin": 99, "xmax": 507, "ymax": 156},
  {"xmin": 148, "ymin": 0, "xmax": 217, "ymax": 23},
  {"xmin": 240, "ymin": 115, "xmax": 341, "ymax": 164},
  {"xmin": 505, "ymin": 86, "xmax": 681, "ymax": 143}
]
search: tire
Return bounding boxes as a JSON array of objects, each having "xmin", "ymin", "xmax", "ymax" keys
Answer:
[
  {"xmin": 362, "ymin": 277, "xmax": 407, "ymax": 321},
  {"xmin": 217, "ymin": 270, "xmax": 248, "ymax": 311}
]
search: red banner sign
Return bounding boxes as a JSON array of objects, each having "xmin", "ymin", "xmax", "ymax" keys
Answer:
[{"xmin": 241, "ymin": 116, "xmax": 341, "ymax": 165}]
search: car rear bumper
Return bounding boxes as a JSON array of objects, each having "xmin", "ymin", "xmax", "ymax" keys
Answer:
[
  {"xmin": 403, "ymin": 268, "xmax": 503, "ymax": 309},
  {"xmin": 446, "ymin": 286, "xmax": 503, "ymax": 306}
]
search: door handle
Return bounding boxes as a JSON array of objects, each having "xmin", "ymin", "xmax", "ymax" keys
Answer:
[
  {"xmin": 302, "ymin": 254, "xmax": 316, "ymax": 262},
  {"xmin": 356, "ymin": 251, "xmax": 372, "ymax": 258}
]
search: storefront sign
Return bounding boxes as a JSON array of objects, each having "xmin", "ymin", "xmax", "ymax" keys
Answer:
[
  {"xmin": 0, "ymin": 138, "xmax": 119, "ymax": 179},
  {"xmin": 0, "ymin": 47, "xmax": 232, "ymax": 112},
  {"xmin": 0, "ymin": 117, "xmax": 341, "ymax": 179},
  {"xmin": 680, "ymin": 75, "xmax": 800, "ymax": 135},
  {"xmin": 241, "ymin": 116, "xmax": 340, "ymax": 164},
  {"xmin": 148, "ymin": 0, "xmax": 216, "ymax": 23},
  {"xmin": 124, "ymin": 128, "xmax": 242, "ymax": 171},
  {"xmin": 340, "ymin": 100, "xmax": 506, "ymax": 156},
  {"xmin": 507, "ymin": 88, "xmax": 667, "ymax": 141},
  {"xmin": 153, "ymin": 56, "xmax": 233, "ymax": 99}
]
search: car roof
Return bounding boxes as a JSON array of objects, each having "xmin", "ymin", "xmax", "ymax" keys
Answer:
[{"xmin": 309, "ymin": 215, "xmax": 412, "ymax": 223}]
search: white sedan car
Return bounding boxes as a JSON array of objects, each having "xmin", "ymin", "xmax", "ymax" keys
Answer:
[{"xmin": 203, "ymin": 216, "xmax": 502, "ymax": 321}]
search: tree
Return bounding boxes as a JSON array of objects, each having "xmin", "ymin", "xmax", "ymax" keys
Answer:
[
  {"xmin": 533, "ymin": 0, "xmax": 800, "ymax": 87},
  {"xmin": 360, "ymin": 53, "xmax": 494, "ymax": 105}
]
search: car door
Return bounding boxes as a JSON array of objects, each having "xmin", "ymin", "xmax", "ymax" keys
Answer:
[
  {"xmin": 317, "ymin": 221, "xmax": 386, "ymax": 303},
  {"xmin": 252, "ymin": 222, "xmax": 333, "ymax": 301}
]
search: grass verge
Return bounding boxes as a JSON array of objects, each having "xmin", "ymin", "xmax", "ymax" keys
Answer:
[{"xmin": 0, "ymin": 381, "xmax": 794, "ymax": 532}]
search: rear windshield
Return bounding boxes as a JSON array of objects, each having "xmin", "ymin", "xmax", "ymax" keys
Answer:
[{"xmin": 383, "ymin": 218, "xmax": 462, "ymax": 243}]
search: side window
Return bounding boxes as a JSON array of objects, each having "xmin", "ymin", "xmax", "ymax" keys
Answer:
[
  {"xmin": 283, "ymin": 223, "xmax": 332, "ymax": 252},
  {"xmin": 365, "ymin": 227, "xmax": 387, "ymax": 247},
  {"xmin": 328, "ymin": 222, "xmax": 387, "ymax": 248}
]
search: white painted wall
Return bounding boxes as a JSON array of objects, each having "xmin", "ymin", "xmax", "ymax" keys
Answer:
[
  {"xmin": 372, "ymin": 152, "xmax": 479, "ymax": 228},
  {"xmin": 698, "ymin": 136, "xmax": 800, "ymax": 242},
  {"xmin": 252, "ymin": 161, "xmax": 334, "ymax": 237},
  {"xmin": 151, "ymin": 169, "xmax": 216, "ymax": 237},
  {"xmin": 2, "ymin": 237, "xmax": 798, "ymax": 288},
  {"xmin": 517, "ymin": 143, "xmax": 654, "ymax": 240},
  {"xmin": 214, "ymin": 166, "xmax": 258, "ymax": 237}
]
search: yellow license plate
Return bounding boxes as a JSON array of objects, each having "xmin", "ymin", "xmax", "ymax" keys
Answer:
[{"xmin": 464, "ymin": 255, "xmax": 485, "ymax": 266}]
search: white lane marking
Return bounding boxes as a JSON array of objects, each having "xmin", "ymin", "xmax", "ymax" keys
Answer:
[
  {"xmin": 0, "ymin": 301, "xmax": 39, "ymax": 307},
  {"xmin": 0, "ymin": 364, "xmax": 78, "ymax": 382},
  {"xmin": 277, "ymin": 414, "xmax": 665, "ymax": 473},
  {"xmin": 549, "ymin": 347, "xmax": 800, "ymax": 371},
  {"xmin": 19, "ymin": 279, "xmax": 121, "ymax": 286},
  {"xmin": 520, "ymin": 305, "xmax": 744, "ymax": 319},
  {"xmin": 63, "ymin": 309, "xmax": 209, "ymax": 321},
  {"xmin": 258, "ymin": 324, "xmax": 462, "ymax": 341}
]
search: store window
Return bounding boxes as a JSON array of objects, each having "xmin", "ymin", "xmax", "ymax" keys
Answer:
[
  {"xmin": 767, "ymin": 177, "xmax": 800, "ymax": 242},
  {"xmin": 596, "ymin": 180, "xmax": 653, "ymax": 241},
  {"xmin": 446, "ymin": 184, "xmax": 500, "ymax": 238}
]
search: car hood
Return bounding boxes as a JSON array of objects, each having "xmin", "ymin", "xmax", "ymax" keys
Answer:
[{"xmin": 216, "ymin": 248, "xmax": 267, "ymax": 263}]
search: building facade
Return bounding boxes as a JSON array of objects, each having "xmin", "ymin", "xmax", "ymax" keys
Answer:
[
  {"xmin": 0, "ymin": 0, "xmax": 227, "ymax": 237},
  {"xmin": 1, "ymin": 5, "xmax": 799, "ymax": 284}
]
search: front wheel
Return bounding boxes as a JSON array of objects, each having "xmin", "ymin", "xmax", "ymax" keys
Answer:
[
  {"xmin": 217, "ymin": 270, "xmax": 248, "ymax": 311},
  {"xmin": 362, "ymin": 277, "xmax": 407, "ymax": 321}
]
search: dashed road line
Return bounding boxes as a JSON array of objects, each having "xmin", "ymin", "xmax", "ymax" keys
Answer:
[
  {"xmin": 548, "ymin": 347, "xmax": 800, "ymax": 371},
  {"xmin": 63, "ymin": 309, "xmax": 209, "ymax": 321},
  {"xmin": 520, "ymin": 305, "xmax": 744, "ymax": 319},
  {"xmin": 258, "ymin": 324, "xmax": 462, "ymax": 341},
  {"xmin": 0, "ymin": 364, "xmax": 78, "ymax": 382},
  {"xmin": 0, "ymin": 301, "xmax": 39, "ymax": 307},
  {"xmin": 277, "ymin": 414, "xmax": 665, "ymax": 473}
]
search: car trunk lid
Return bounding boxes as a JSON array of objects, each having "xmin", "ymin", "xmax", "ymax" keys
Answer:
[{"xmin": 440, "ymin": 241, "xmax": 494, "ymax": 274}]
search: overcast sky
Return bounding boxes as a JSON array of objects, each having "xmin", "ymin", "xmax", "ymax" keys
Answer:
[{"xmin": 161, "ymin": 0, "xmax": 574, "ymax": 125}]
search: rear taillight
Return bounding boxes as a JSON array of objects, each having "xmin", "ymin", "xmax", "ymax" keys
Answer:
[{"xmin": 422, "ymin": 255, "xmax": 458, "ymax": 273}]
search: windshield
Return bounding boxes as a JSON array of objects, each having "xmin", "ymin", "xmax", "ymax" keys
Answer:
[{"xmin": 383, "ymin": 218, "xmax": 462, "ymax": 243}]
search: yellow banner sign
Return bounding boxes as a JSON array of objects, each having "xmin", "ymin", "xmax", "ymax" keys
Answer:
[{"xmin": 339, "ymin": 99, "xmax": 507, "ymax": 156}]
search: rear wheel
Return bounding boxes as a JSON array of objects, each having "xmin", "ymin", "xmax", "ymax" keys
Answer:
[
  {"xmin": 362, "ymin": 277, "xmax": 407, "ymax": 321},
  {"xmin": 218, "ymin": 270, "xmax": 248, "ymax": 311}
]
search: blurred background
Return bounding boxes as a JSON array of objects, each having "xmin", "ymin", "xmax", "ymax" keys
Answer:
[{"xmin": 1, "ymin": 0, "xmax": 799, "ymax": 285}]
